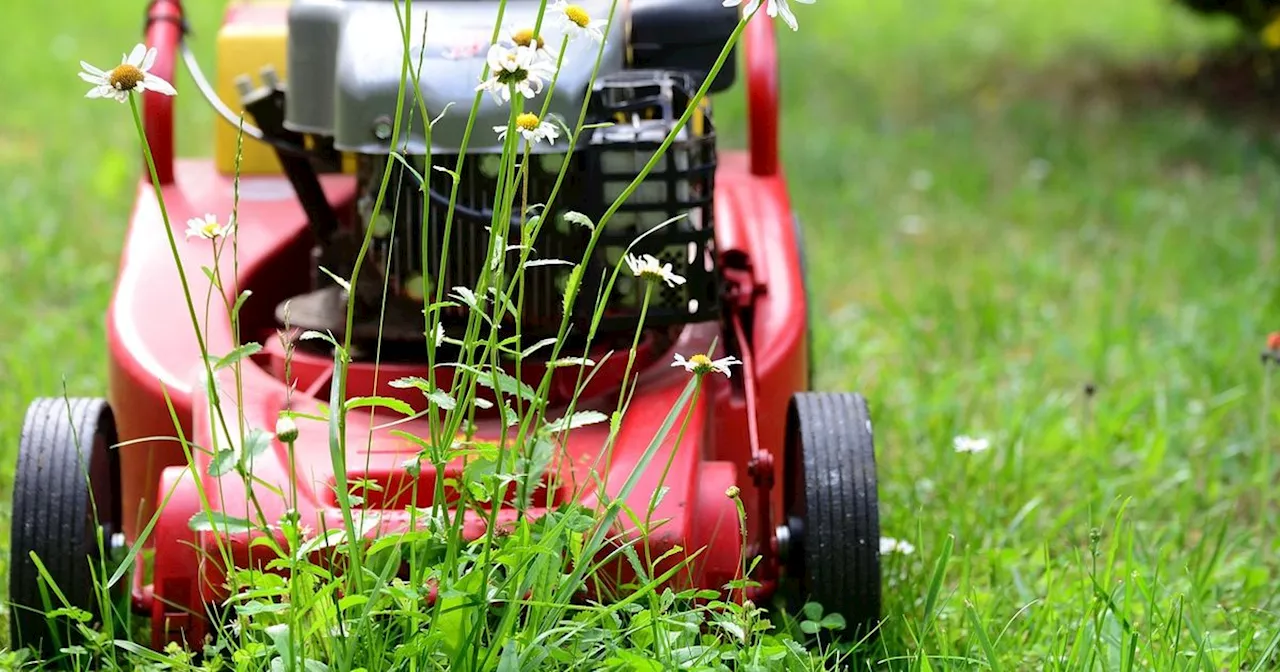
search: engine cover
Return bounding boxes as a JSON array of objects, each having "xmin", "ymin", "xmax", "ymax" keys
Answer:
[{"xmin": 283, "ymin": 0, "xmax": 627, "ymax": 155}]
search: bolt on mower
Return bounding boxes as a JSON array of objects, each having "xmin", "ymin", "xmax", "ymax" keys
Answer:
[{"xmin": 8, "ymin": 0, "xmax": 884, "ymax": 655}]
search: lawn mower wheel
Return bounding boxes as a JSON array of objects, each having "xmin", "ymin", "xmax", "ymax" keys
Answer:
[
  {"xmin": 781, "ymin": 391, "xmax": 882, "ymax": 641},
  {"xmin": 8, "ymin": 397, "xmax": 124, "ymax": 657}
]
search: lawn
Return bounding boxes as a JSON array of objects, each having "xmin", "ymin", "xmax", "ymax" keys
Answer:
[{"xmin": 2, "ymin": 0, "xmax": 1279, "ymax": 668}]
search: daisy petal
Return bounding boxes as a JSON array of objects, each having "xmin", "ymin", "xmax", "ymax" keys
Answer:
[
  {"xmin": 141, "ymin": 46, "xmax": 157, "ymax": 71},
  {"xmin": 127, "ymin": 43, "xmax": 146, "ymax": 67},
  {"xmin": 143, "ymin": 74, "xmax": 177, "ymax": 96},
  {"xmin": 79, "ymin": 60, "xmax": 105, "ymax": 76}
]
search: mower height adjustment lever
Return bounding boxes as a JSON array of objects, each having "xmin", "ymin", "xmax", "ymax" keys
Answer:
[{"xmin": 236, "ymin": 66, "xmax": 342, "ymax": 243}]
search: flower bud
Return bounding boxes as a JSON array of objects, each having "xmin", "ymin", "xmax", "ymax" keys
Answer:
[{"xmin": 276, "ymin": 415, "xmax": 299, "ymax": 443}]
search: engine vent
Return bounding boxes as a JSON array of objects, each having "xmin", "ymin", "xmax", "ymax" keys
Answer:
[{"xmin": 351, "ymin": 69, "xmax": 720, "ymax": 341}]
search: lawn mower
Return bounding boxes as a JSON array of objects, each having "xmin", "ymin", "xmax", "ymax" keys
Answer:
[{"xmin": 8, "ymin": 0, "xmax": 884, "ymax": 654}]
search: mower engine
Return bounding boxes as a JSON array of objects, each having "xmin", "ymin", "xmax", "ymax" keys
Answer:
[{"xmin": 255, "ymin": 0, "xmax": 732, "ymax": 356}]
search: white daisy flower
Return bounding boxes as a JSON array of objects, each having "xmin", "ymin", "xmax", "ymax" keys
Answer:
[
  {"xmin": 625, "ymin": 253, "xmax": 686, "ymax": 288},
  {"xmin": 79, "ymin": 43, "xmax": 177, "ymax": 103},
  {"xmin": 880, "ymin": 536, "xmax": 916, "ymax": 555},
  {"xmin": 506, "ymin": 26, "xmax": 553, "ymax": 58},
  {"xmin": 721, "ymin": 0, "xmax": 815, "ymax": 32},
  {"xmin": 672, "ymin": 353, "xmax": 742, "ymax": 379},
  {"xmin": 494, "ymin": 112, "xmax": 560, "ymax": 145},
  {"xmin": 953, "ymin": 435, "xmax": 990, "ymax": 454},
  {"xmin": 552, "ymin": 1, "xmax": 607, "ymax": 43},
  {"xmin": 184, "ymin": 213, "xmax": 232, "ymax": 241},
  {"xmin": 476, "ymin": 44, "xmax": 556, "ymax": 105}
]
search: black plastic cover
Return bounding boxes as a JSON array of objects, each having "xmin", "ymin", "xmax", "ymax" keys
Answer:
[{"xmin": 629, "ymin": 0, "xmax": 740, "ymax": 93}]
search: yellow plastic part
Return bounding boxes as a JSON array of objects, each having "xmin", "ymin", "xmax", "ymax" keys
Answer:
[{"xmin": 214, "ymin": 1, "xmax": 291, "ymax": 176}]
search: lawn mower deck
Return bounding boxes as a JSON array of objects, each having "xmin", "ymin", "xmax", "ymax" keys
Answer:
[{"xmin": 7, "ymin": 0, "xmax": 884, "ymax": 655}]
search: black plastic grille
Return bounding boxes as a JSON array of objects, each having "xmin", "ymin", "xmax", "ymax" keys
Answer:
[{"xmin": 352, "ymin": 69, "xmax": 720, "ymax": 339}]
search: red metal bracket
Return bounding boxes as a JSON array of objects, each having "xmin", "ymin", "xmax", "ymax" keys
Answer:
[{"xmin": 723, "ymin": 259, "xmax": 777, "ymax": 592}]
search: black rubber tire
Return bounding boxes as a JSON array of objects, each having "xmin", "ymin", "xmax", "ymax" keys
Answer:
[
  {"xmin": 782, "ymin": 392, "xmax": 882, "ymax": 641},
  {"xmin": 9, "ymin": 397, "xmax": 122, "ymax": 657}
]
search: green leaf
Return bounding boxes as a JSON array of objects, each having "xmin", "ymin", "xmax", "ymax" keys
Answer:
[
  {"xmin": 964, "ymin": 601, "xmax": 1002, "ymax": 672},
  {"xmin": 318, "ymin": 266, "xmax": 351, "ymax": 292},
  {"xmin": 497, "ymin": 641, "xmax": 520, "ymax": 672},
  {"xmin": 47, "ymin": 607, "xmax": 92, "ymax": 623},
  {"xmin": 345, "ymin": 395, "xmax": 415, "ymax": 417},
  {"xmin": 389, "ymin": 377, "xmax": 456, "ymax": 410},
  {"xmin": 802, "ymin": 602, "xmax": 824, "ymax": 621},
  {"xmin": 427, "ymin": 389, "xmax": 456, "ymax": 411},
  {"xmin": 188, "ymin": 512, "xmax": 254, "ymax": 534},
  {"xmin": 562, "ymin": 264, "xmax": 583, "ymax": 313},
  {"xmin": 546, "ymin": 411, "xmax": 609, "ymax": 433},
  {"xmin": 562, "ymin": 211, "xmax": 595, "ymax": 231},
  {"xmin": 432, "ymin": 164, "xmax": 460, "ymax": 182},
  {"xmin": 244, "ymin": 427, "xmax": 273, "ymax": 462},
  {"xmin": 265, "ymin": 623, "xmax": 293, "ymax": 664},
  {"xmin": 923, "ymin": 535, "xmax": 954, "ymax": 634},
  {"xmin": 450, "ymin": 286, "xmax": 482, "ymax": 311},
  {"xmin": 232, "ymin": 290, "xmax": 253, "ymax": 318},
  {"xmin": 525, "ymin": 258, "xmax": 573, "ymax": 268},
  {"xmin": 299, "ymin": 330, "xmax": 338, "ymax": 347},
  {"xmin": 452, "ymin": 364, "xmax": 540, "ymax": 405},
  {"xmin": 390, "ymin": 152, "xmax": 426, "ymax": 188},
  {"xmin": 212, "ymin": 342, "xmax": 263, "ymax": 371},
  {"xmin": 209, "ymin": 449, "xmax": 237, "ymax": 477},
  {"xmin": 820, "ymin": 613, "xmax": 846, "ymax": 630},
  {"xmin": 799, "ymin": 620, "xmax": 820, "ymax": 635},
  {"xmin": 521, "ymin": 337, "xmax": 560, "ymax": 358}
]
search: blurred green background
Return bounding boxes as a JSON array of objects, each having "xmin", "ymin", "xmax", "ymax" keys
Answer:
[{"xmin": 3, "ymin": 0, "xmax": 1280, "ymax": 666}]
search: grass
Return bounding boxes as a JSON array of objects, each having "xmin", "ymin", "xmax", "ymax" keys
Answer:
[{"xmin": 3, "ymin": 0, "xmax": 1280, "ymax": 669}]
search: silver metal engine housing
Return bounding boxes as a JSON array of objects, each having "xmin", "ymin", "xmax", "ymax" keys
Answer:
[{"xmin": 283, "ymin": 0, "xmax": 628, "ymax": 155}]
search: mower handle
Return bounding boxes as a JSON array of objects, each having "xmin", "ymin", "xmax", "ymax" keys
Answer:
[
  {"xmin": 744, "ymin": 9, "xmax": 779, "ymax": 177},
  {"xmin": 143, "ymin": 0, "xmax": 183, "ymax": 185}
]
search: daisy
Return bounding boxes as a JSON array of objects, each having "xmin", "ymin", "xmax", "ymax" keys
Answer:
[
  {"xmin": 880, "ymin": 536, "xmax": 916, "ymax": 556},
  {"xmin": 507, "ymin": 26, "xmax": 554, "ymax": 58},
  {"xmin": 494, "ymin": 112, "xmax": 560, "ymax": 145},
  {"xmin": 953, "ymin": 435, "xmax": 990, "ymax": 454},
  {"xmin": 79, "ymin": 43, "xmax": 177, "ymax": 103},
  {"xmin": 672, "ymin": 353, "xmax": 742, "ymax": 379},
  {"xmin": 476, "ymin": 44, "xmax": 556, "ymax": 105},
  {"xmin": 721, "ymin": 0, "xmax": 815, "ymax": 32},
  {"xmin": 625, "ymin": 253, "xmax": 685, "ymax": 288},
  {"xmin": 185, "ymin": 213, "xmax": 232, "ymax": 241},
  {"xmin": 552, "ymin": 1, "xmax": 607, "ymax": 43}
]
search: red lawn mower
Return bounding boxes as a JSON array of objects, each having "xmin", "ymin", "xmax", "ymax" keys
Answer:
[{"xmin": 8, "ymin": 0, "xmax": 883, "ymax": 654}]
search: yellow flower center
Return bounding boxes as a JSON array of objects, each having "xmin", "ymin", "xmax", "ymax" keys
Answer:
[
  {"xmin": 108, "ymin": 64, "xmax": 145, "ymax": 91},
  {"xmin": 689, "ymin": 354, "xmax": 713, "ymax": 369},
  {"xmin": 516, "ymin": 113, "xmax": 541, "ymax": 132},
  {"xmin": 565, "ymin": 5, "xmax": 591, "ymax": 28},
  {"xmin": 512, "ymin": 28, "xmax": 545, "ymax": 50}
]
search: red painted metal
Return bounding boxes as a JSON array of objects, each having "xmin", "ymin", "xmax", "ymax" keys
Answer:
[
  {"xmin": 100, "ymin": 0, "xmax": 804, "ymax": 648},
  {"xmin": 745, "ymin": 8, "xmax": 779, "ymax": 177},
  {"xmin": 143, "ymin": 0, "xmax": 181, "ymax": 185}
]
